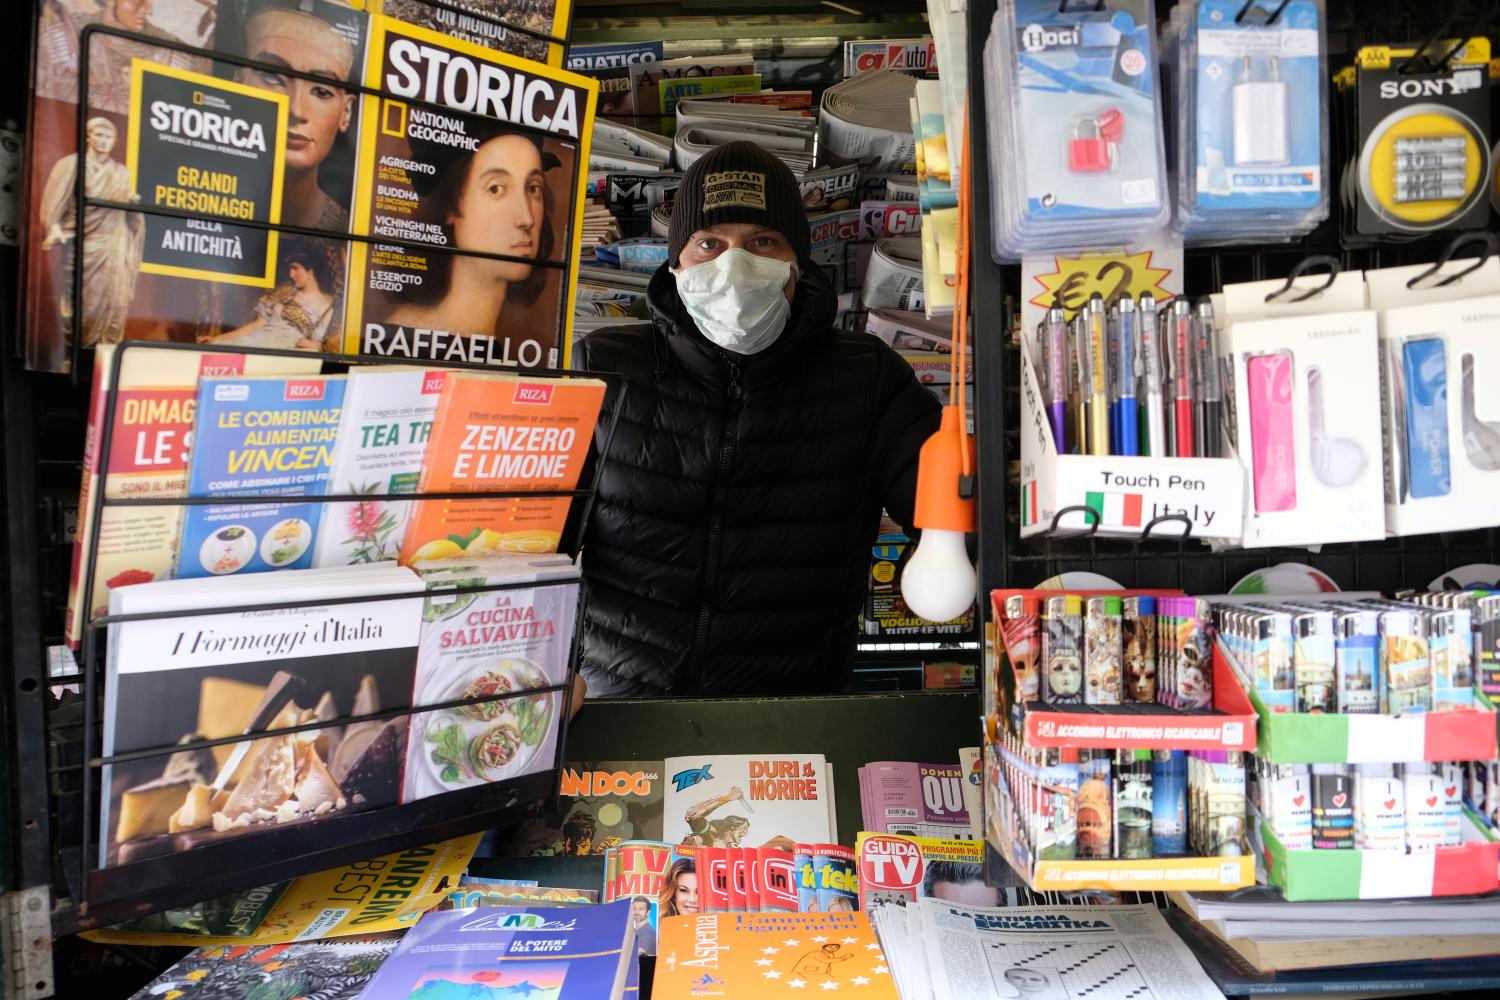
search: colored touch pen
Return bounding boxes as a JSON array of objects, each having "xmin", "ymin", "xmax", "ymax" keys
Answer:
[
  {"xmin": 1138, "ymin": 292, "xmax": 1165, "ymax": 458},
  {"xmin": 1042, "ymin": 302, "xmax": 1069, "ymax": 452},
  {"xmin": 1071, "ymin": 312, "xmax": 1088, "ymax": 454},
  {"xmin": 1086, "ymin": 294, "xmax": 1109, "ymax": 457},
  {"xmin": 1193, "ymin": 299, "xmax": 1221, "ymax": 458},
  {"xmin": 1169, "ymin": 298, "xmax": 1195, "ymax": 458},
  {"xmin": 1112, "ymin": 296, "xmax": 1139, "ymax": 456}
]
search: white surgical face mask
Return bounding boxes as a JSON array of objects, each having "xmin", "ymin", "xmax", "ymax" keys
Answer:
[{"xmin": 673, "ymin": 248, "xmax": 795, "ymax": 355}]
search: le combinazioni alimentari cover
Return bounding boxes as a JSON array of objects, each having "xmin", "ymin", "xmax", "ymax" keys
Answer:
[
  {"xmin": 177, "ymin": 374, "xmax": 345, "ymax": 579},
  {"xmin": 99, "ymin": 572, "xmax": 423, "ymax": 868},
  {"xmin": 401, "ymin": 555, "xmax": 580, "ymax": 802},
  {"xmin": 356, "ymin": 899, "xmax": 636, "ymax": 1000},
  {"xmin": 24, "ymin": 0, "xmax": 370, "ymax": 372},
  {"xmin": 343, "ymin": 15, "xmax": 597, "ymax": 369}
]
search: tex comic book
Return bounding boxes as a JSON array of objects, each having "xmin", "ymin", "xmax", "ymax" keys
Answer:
[
  {"xmin": 342, "ymin": 15, "xmax": 596, "ymax": 370},
  {"xmin": 662, "ymin": 754, "xmax": 836, "ymax": 851}
]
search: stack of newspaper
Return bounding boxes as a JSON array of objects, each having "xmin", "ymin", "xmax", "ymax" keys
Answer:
[
  {"xmin": 871, "ymin": 900, "xmax": 1227, "ymax": 1000},
  {"xmin": 574, "ymin": 266, "xmax": 652, "ymax": 337},
  {"xmin": 1169, "ymin": 888, "xmax": 1500, "ymax": 972},
  {"xmin": 674, "ymin": 95, "xmax": 817, "ymax": 172},
  {"xmin": 591, "ymin": 119, "xmax": 674, "ymax": 174},
  {"xmin": 818, "ymin": 70, "xmax": 919, "ymax": 174},
  {"xmin": 865, "ymin": 308, "xmax": 955, "ymax": 353},
  {"xmin": 862, "ymin": 238, "xmax": 926, "ymax": 312},
  {"xmin": 580, "ymin": 203, "xmax": 623, "ymax": 257}
]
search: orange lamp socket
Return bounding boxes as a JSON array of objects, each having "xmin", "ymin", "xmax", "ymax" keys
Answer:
[{"xmin": 912, "ymin": 405, "xmax": 976, "ymax": 533}]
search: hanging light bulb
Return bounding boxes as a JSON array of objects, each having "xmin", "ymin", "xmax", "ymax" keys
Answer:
[
  {"xmin": 903, "ymin": 98, "xmax": 976, "ymax": 624},
  {"xmin": 901, "ymin": 405, "xmax": 976, "ymax": 623}
]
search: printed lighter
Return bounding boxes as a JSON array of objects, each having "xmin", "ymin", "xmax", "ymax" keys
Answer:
[
  {"xmin": 1246, "ymin": 352, "xmax": 1297, "ymax": 512},
  {"xmin": 1402, "ymin": 337, "xmax": 1452, "ymax": 499}
]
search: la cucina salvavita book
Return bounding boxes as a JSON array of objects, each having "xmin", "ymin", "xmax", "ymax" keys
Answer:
[
  {"xmin": 355, "ymin": 899, "xmax": 637, "ymax": 999},
  {"xmin": 402, "ymin": 554, "xmax": 581, "ymax": 803}
]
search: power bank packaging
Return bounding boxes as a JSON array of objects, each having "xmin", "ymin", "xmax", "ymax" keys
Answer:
[
  {"xmin": 1220, "ymin": 271, "xmax": 1384, "ymax": 547},
  {"xmin": 1369, "ymin": 257, "xmax": 1500, "ymax": 536}
]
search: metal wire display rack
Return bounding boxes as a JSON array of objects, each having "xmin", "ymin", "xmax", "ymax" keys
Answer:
[{"xmin": 10, "ymin": 11, "xmax": 630, "ymax": 934}]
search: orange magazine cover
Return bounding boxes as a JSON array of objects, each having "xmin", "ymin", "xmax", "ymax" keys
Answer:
[
  {"xmin": 655, "ymin": 911, "xmax": 898, "ymax": 999},
  {"xmin": 399, "ymin": 373, "xmax": 605, "ymax": 563}
]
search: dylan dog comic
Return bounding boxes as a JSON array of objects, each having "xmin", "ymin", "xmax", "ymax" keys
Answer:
[{"xmin": 343, "ymin": 15, "xmax": 596, "ymax": 370}]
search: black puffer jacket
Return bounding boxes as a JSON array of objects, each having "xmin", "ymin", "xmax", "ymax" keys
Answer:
[{"xmin": 572, "ymin": 262, "xmax": 941, "ymax": 697}]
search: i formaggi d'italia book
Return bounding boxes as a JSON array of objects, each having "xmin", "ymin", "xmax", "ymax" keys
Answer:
[
  {"xmin": 397, "ymin": 372, "xmax": 605, "ymax": 564},
  {"xmin": 176, "ymin": 374, "xmax": 346, "ymax": 579},
  {"xmin": 100, "ymin": 566, "xmax": 424, "ymax": 868},
  {"xmin": 343, "ymin": 14, "xmax": 597, "ymax": 370},
  {"xmin": 401, "ymin": 554, "xmax": 580, "ymax": 803},
  {"xmin": 65, "ymin": 344, "xmax": 319, "ymax": 648},
  {"xmin": 22, "ymin": 0, "xmax": 370, "ymax": 372}
]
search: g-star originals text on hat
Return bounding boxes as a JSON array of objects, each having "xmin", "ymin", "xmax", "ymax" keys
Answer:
[{"xmin": 702, "ymin": 170, "xmax": 767, "ymax": 211}]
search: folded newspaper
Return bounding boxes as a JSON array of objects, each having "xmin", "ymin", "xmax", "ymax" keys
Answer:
[
  {"xmin": 863, "ymin": 238, "xmax": 926, "ymax": 311},
  {"xmin": 871, "ymin": 901, "xmax": 1226, "ymax": 1000},
  {"xmin": 819, "ymin": 70, "xmax": 919, "ymax": 173}
]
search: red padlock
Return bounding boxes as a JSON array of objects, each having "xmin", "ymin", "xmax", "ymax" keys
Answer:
[
  {"xmin": 1067, "ymin": 117, "xmax": 1112, "ymax": 173},
  {"xmin": 1096, "ymin": 107, "xmax": 1125, "ymax": 145}
]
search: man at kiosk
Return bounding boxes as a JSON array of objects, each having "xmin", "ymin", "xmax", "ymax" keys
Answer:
[{"xmin": 574, "ymin": 142, "xmax": 941, "ymax": 698}]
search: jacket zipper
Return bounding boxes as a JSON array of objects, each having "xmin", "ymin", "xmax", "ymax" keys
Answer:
[{"xmin": 689, "ymin": 358, "xmax": 742, "ymax": 684}]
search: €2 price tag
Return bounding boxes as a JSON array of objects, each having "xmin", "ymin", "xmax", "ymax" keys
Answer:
[{"xmin": 1020, "ymin": 238, "xmax": 1184, "ymax": 336}]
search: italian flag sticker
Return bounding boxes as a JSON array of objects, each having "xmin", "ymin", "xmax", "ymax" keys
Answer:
[
  {"xmin": 1085, "ymin": 490, "xmax": 1144, "ymax": 527},
  {"xmin": 1022, "ymin": 481, "xmax": 1038, "ymax": 526}
]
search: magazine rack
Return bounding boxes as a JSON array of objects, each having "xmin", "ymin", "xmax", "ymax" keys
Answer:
[
  {"xmin": 44, "ymin": 14, "xmax": 615, "ymax": 931},
  {"xmin": 60, "ymin": 338, "xmax": 624, "ymax": 933}
]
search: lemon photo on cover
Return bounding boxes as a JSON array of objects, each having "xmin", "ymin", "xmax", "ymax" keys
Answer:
[{"xmin": 411, "ymin": 527, "xmax": 562, "ymax": 561}]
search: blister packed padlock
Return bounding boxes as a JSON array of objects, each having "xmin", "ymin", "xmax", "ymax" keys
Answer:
[{"xmin": 1068, "ymin": 117, "xmax": 1113, "ymax": 173}]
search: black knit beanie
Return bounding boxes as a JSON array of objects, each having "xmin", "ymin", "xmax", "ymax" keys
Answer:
[{"xmin": 666, "ymin": 142, "xmax": 811, "ymax": 267}]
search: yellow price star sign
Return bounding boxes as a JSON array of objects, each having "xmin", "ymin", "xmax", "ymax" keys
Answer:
[{"xmin": 1027, "ymin": 248, "xmax": 1175, "ymax": 320}]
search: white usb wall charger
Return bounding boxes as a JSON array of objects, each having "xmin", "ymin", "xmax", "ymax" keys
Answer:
[{"xmin": 1233, "ymin": 56, "xmax": 1290, "ymax": 166}]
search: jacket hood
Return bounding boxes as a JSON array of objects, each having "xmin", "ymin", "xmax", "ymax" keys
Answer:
[{"xmin": 645, "ymin": 259, "xmax": 839, "ymax": 388}]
